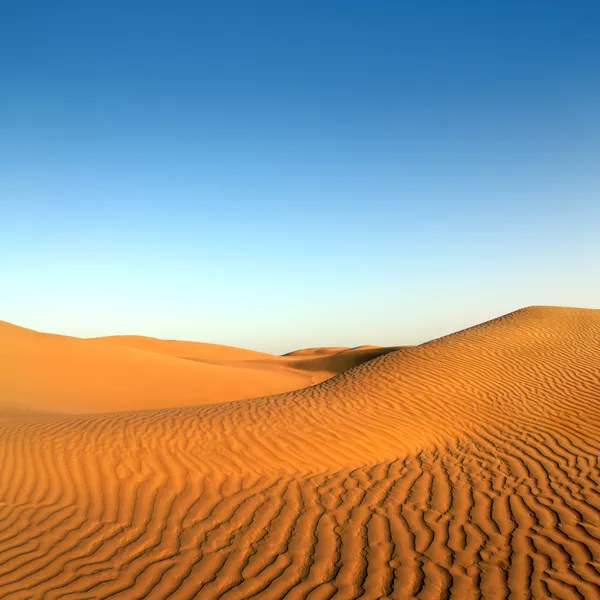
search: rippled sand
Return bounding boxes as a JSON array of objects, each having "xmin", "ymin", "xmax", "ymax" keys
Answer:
[{"xmin": 1, "ymin": 306, "xmax": 599, "ymax": 598}]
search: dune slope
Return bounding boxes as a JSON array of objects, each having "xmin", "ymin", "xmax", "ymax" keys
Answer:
[
  {"xmin": 0, "ymin": 323, "xmax": 394, "ymax": 413},
  {"xmin": 1, "ymin": 306, "xmax": 600, "ymax": 598}
]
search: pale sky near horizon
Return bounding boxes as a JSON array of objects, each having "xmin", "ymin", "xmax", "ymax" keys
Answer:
[{"xmin": 1, "ymin": 1, "xmax": 599, "ymax": 353}]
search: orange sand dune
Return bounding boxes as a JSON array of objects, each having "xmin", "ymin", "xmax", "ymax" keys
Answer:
[
  {"xmin": 92, "ymin": 334, "xmax": 276, "ymax": 361},
  {"xmin": 278, "ymin": 345, "xmax": 406, "ymax": 374},
  {"xmin": 1, "ymin": 306, "xmax": 600, "ymax": 598},
  {"xmin": 283, "ymin": 346, "xmax": 349, "ymax": 356},
  {"xmin": 94, "ymin": 335, "xmax": 403, "ymax": 379},
  {"xmin": 0, "ymin": 322, "xmax": 392, "ymax": 414}
]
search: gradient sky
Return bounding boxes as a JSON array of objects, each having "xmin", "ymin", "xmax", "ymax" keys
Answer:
[{"xmin": 1, "ymin": 1, "xmax": 599, "ymax": 353}]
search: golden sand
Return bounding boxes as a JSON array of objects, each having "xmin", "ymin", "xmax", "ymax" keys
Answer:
[{"xmin": 1, "ymin": 307, "xmax": 599, "ymax": 598}]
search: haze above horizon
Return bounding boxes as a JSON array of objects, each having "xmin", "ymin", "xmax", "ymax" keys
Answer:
[{"xmin": 2, "ymin": 1, "xmax": 599, "ymax": 353}]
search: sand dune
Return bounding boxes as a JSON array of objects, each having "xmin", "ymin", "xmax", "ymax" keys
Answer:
[
  {"xmin": 283, "ymin": 346, "xmax": 350, "ymax": 357},
  {"xmin": 92, "ymin": 334, "xmax": 277, "ymax": 362},
  {"xmin": 1, "ymin": 306, "xmax": 600, "ymax": 598},
  {"xmin": 278, "ymin": 345, "xmax": 405, "ymax": 374},
  {"xmin": 0, "ymin": 322, "xmax": 392, "ymax": 414},
  {"xmin": 94, "ymin": 335, "xmax": 403, "ymax": 378}
]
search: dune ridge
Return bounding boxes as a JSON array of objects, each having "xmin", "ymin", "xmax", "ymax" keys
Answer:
[
  {"xmin": 0, "ymin": 321, "xmax": 398, "ymax": 413},
  {"xmin": 0, "ymin": 306, "xmax": 600, "ymax": 598}
]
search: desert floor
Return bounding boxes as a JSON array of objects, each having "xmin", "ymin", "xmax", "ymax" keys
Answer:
[{"xmin": 1, "ymin": 306, "xmax": 599, "ymax": 599}]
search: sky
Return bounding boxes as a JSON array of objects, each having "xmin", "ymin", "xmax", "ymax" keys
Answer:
[{"xmin": 1, "ymin": 1, "xmax": 599, "ymax": 353}]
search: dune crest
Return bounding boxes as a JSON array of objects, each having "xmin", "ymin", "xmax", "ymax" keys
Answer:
[
  {"xmin": 1, "ymin": 306, "xmax": 600, "ymax": 598},
  {"xmin": 0, "ymin": 322, "xmax": 395, "ymax": 413}
]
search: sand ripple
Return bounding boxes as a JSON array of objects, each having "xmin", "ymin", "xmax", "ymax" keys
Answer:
[{"xmin": 1, "ymin": 306, "xmax": 599, "ymax": 598}]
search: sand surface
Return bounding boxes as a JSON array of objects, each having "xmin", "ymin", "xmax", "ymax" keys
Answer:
[
  {"xmin": 0, "ymin": 321, "xmax": 399, "ymax": 413},
  {"xmin": 1, "ymin": 306, "xmax": 599, "ymax": 598}
]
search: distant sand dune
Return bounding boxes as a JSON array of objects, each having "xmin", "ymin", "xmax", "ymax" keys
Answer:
[
  {"xmin": 283, "ymin": 346, "xmax": 349, "ymax": 357},
  {"xmin": 1, "ymin": 307, "xmax": 600, "ymax": 598},
  {"xmin": 92, "ymin": 334, "xmax": 277, "ymax": 361},
  {"xmin": 0, "ymin": 322, "xmax": 394, "ymax": 413}
]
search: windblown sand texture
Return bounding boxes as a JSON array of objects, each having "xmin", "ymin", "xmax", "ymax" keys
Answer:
[
  {"xmin": 0, "ymin": 306, "xmax": 599, "ymax": 599},
  {"xmin": 0, "ymin": 321, "xmax": 400, "ymax": 413}
]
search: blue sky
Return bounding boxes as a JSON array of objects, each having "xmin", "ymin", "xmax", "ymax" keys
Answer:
[{"xmin": 1, "ymin": 1, "xmax": 599, "ymax": 352}]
